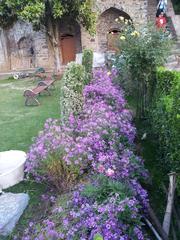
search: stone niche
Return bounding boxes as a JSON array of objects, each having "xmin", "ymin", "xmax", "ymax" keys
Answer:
[
  {"xmin": 0, "ymin": 21, "xmax": 53, "ymax": 72},
  {"xmin": 97, "ymin": 7, "xmax": 131, "ymax": 52}
]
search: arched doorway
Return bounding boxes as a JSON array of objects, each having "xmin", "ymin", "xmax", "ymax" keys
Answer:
[
  {"xmin": 60, "ymin": 34, "xmax": 76, "ymax": 64},
  {"xmin": 17, "ymin": 36, "xmax": 35, "ymax": 68},
  {"xmin": 59, "ymin": 19, "xmax": 82, "ymax": 65},
  {"xmin": 97, "ymin": 7, "xmax": 131, "ymax": 52}
]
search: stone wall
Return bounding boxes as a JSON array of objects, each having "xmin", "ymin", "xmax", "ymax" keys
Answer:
[
  {"xmin": 81, "ymin": 0, "xmax": 149, "ymax": 53},
  {"xmin": 0, "ymin": 0, "xmax": 154, "ymax": 72},
  {"xmin": 0, "ymin": 29, "xmax": 10, "ymax": 71},
  {"xmin": 147, "ymin": 0, "xmax": 157, "ymax": 21},
  {"xmin": 0, "ymin": 21, "xmax": 53, "ymax": 72}
]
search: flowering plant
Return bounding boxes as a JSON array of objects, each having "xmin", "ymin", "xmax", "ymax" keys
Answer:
[{"xmin": 23, "ymin": 68, "xmax": 149, "ymax": 239}]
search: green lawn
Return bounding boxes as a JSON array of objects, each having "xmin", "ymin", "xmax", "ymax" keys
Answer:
[
  {"xmin": 0, "ymin": 77, "xmax": 61, "ymax": 239},
  {"xmin": 0, "ymin": 77, "xmax": 60, "ymax": 152}
]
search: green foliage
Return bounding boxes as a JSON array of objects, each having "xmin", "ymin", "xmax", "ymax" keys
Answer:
[
  {"xmin": 172, "ymin": 0, "xmax": 180, "ymax": 14},
  {"xmin": 79, "ymin": 0, "xmax": 97, "ymax": 35},
  {"xmin": 151, "ymin": 68, "xmax": 180, "ymax": 192},
  {"xmin": 82, "ymin": 175, "xmax": 132, "ymax": 203},
  {"xmin": 60, "ymin": 62, "xmax": 86, "ymax": 121},
  {"xmin": 93, "ymin": 233, "xmax": 104, "ymax": 240},
  {"xmin": 82, "ymin": 48, "xmax": 93, "ymax": 84},
  {"xmin": 19, "ymin": 1, "xmax": 45, "ymax": 26},
  {"xmin": 0, "ymin": 0, "xmax": 96, "ymax": 35},
  {"xmin": 52, "ymin": 0, "xmax": 64, "ymax": 19},
  {"xmin": 114, "ymin": 21, "xmax": 172, "ymax": 118}
]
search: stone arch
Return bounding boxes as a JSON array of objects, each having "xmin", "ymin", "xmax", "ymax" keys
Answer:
[
  {"xmin": 97, "ymin": 7, "xmax": 131, "ymax": 52},
  {"xmin": 59, "ymin": 18, "xmax": 82, "ymax": 64},
  {"xmin": 17, "ymin": 36, "xmax": 35, "ymax": 68},
  {"xmin": 10, "ymin": 35, "xmax": 35, "ymax": 70}
]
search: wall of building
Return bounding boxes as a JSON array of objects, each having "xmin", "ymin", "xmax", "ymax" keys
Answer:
[
  {"xmin": 0, "ymin": 21, "xmax": 53, "ymax": 72},
  {"xmin": 0, "ymin": 0, "xmax": 151, "ymax": 72},
  {"xmin": 81, "ymin": 0, "xmax": 149, "ymax": 53}
]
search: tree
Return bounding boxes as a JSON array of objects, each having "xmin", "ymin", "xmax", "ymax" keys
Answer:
[{"xmin": 0, "ymin": 0, "xmax": 96, "ymax": 71}]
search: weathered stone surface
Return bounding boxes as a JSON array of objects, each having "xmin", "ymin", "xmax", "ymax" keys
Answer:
[{"xmin": 0, "ymin": 193, "xmax": 29, "ymax": 236}]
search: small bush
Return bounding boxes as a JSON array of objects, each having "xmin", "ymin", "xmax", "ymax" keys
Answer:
[
  {"xmin": 25, "ymin": 119, "xmax": 81, "ymax": 192},
  {"xmin": 82, "ymin": 48, "xmax": 93, "ymax": 84},
  {"xmin": 113, "ymin": 22, "xmax": 172, "ymax": 117},
  {"xmin": 151, "ymin": 68, "xmax": 180, "ymax": 192},
  {"xmin": 60, "ymin": 62, "xmax": 86, "ymax": 121}
]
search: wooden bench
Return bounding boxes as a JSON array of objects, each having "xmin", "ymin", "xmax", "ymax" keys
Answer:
[
  {"xmin": 37, "ymin": 76, "xmax": 56, "ymax": 90},
  {"xmin": 23, "ymin": 85, "xmax": 51, "ymax": 106},
  {"xmin": 23, "ymin": 76, "xmax": 56, "ymax": 106}
]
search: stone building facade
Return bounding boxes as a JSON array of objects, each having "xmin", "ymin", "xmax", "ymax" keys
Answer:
[{"xmin": 0, "ymin": 0, "xmax": 155, "ymax": 73}]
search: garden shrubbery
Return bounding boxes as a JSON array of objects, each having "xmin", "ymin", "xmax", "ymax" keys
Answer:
[
  {"xmin": 60, "ymin": 62, "xmax": 86, "ymax": 121},
  {"xmin": 113, "ymin": 20, "xmax": 171, "ymax": 117},
  {"xmin": 82, "ymin": 48, "xmax": 93, "ymax": 84},
  {"xmin": 151, "ymin": 68, "xmax": 180, "ymax": 192},
  {"xmin": 24, "ymin": 69, "xmax": 149, "ymax": 239}
]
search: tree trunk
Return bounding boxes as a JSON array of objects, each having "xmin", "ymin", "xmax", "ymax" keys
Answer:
[
  {"xmin": 47, "ymin": 19, "xmax": 61, "ymax": 73},
  {"xmin": 54, "ymin": 43, "xmax": 61, "ymax": 73},
  {"xmin": 163, "ymin": 172, "xmax": 176, "ymax": 236},
  {"xmin": 53, "ymin": 22, "xmax": 61, "ymax": 73}
]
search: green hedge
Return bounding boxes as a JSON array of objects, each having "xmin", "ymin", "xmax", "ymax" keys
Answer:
[
  {"xmin": 172, "ymin": 0, "xmax": 180, "ymax": 14},
  {"xmin": 60, "ymin": 62, "xmax": 86, "ymax": 121},
  {"xmin": 151, "ymin": 68, "xmax": 180, "ymax": 192},
  {"xmin": 82, "ymin": 48, "xmax": 93, "ymax": 84}
]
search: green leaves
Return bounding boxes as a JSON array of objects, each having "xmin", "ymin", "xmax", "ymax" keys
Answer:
[
  {"xmin": 0, "ymin": 0, "xmax": 96, "ymax": 34},
  {"xmin": 93, "ymin": 233, "xmax": 104, "ymax": 240},
  {"xmin": 52, "ymin": 0, "xmax": 64, "ymax": 19},
  {"xmin": 151, "ymin": 69, "xmax": 180, "ymax": 193},
  {"xmin": 60, "ymin": 62, "xmax": 86, "ymax": 121},
  {"xmin": 82, "ymin": 175, "xmax": 132, "ymax": 203},
  {"xmin": 82, "ymin": 48, "xmax": 93, "ymax": 84},
  {"xmin": 19, "ymin": 1, "xmax": 45, "ymax": 26},
  {"xmin": 114, "ymin": 23, "xmax": 172, "ymax": 118},
  {"xmin": 79, "ymin": 0, "xmax": 97, "ymax": 35}
]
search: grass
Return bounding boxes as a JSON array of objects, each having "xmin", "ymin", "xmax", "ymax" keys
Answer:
[
  {"xmin": 0, "ymin": 77, "xmax": 60, "ymax": 152},
  {"xmin": 0, "ymin": 77, "xmax": 61, "ymax": 239}
]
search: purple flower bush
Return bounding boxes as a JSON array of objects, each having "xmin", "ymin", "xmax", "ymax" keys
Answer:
[{"xmin": 23, "ymin": 68, "xmax": 149, "ymax": 239}]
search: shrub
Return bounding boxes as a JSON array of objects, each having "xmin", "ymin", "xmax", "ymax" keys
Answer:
[
  {"xmin": 151, "ymin": 68, "xmax": 180, "ymax": 192},
  {"xmin": 25, "ymin": 118, "xmax": 81, "ymax": 191},
  {"xmin": 82, "ymin": 48, "xmax": 93, "ymax": 84},
  {"xmin": 60, "ymin": 62, "xmax": 86, "ymax": 121},
  {"xmin": 113, "ymin": 21, "xmax": 172, "ymax": 117}
]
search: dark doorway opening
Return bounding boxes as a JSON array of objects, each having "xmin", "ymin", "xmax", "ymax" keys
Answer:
[{"xmin": 60, "ymin": 34, "xmax": 76, "ymax": 65}]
